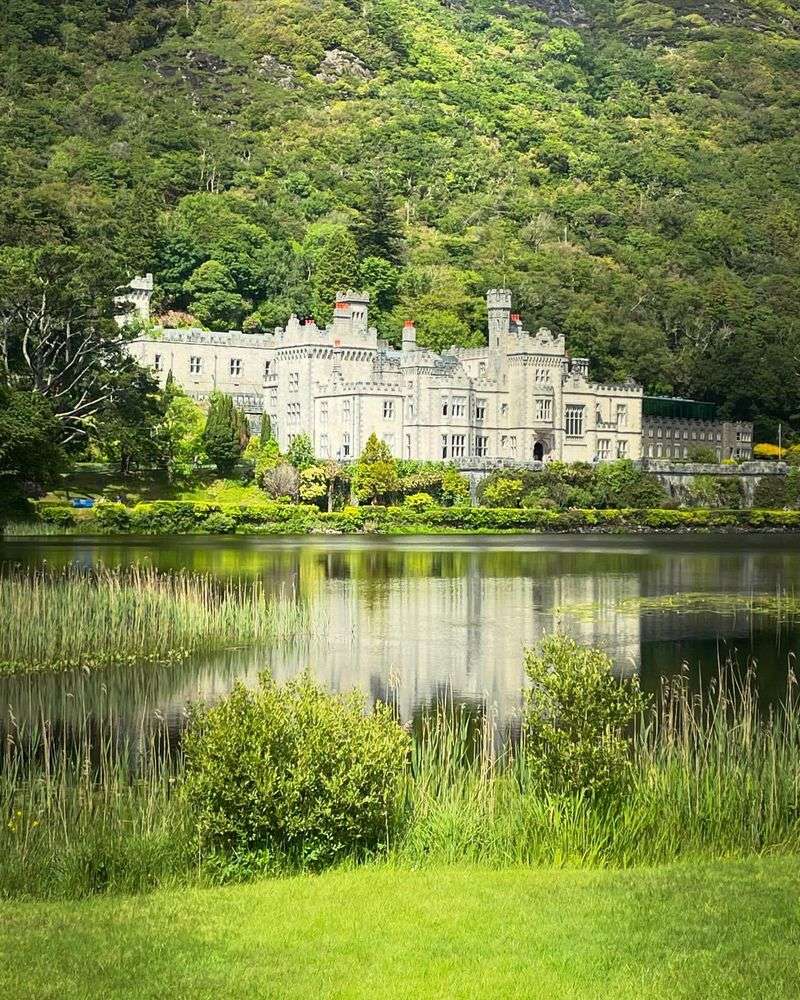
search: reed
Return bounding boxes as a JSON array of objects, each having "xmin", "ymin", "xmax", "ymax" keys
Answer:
[
  {"xmin": 398, "ymin": 663, "xmax": 800, "ymax": 867},
  {"xmin": 0, "ymin": 564, "xmax": 310, "ymax": 674},
  {"xmin": 1, "ymin": 521, "xmax": 82, "ymax": 537},
  {"xmin": 1, "ymin": 659, "xmax": 798, "ymax": 899}
]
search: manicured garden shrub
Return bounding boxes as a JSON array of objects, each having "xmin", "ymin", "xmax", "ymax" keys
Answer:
[
  {"xmin": 93, "ymin": 501, "xmax": 133, "ymax": 531},
  {"xmin": 202, "ymin": 512, "xmax": 236, "ymax": 534},
  {"xmin": 522, "ymin": 634, "xmax": 647, "ymax": 799},
  {"xmin": 38, "ymin": 504, "xmax": 76, "ymax": 527},
  {"xmin": 403, "ymin": 492, "xmax": 438, "ymax": 512},
  {"xmin": 183, "ymin": 673, "xmax": 410, "ymax": 868}
]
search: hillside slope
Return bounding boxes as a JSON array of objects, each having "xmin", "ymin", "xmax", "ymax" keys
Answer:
[{"xmin": 2, "ymin": 0, "xmax": 799, "ymax": 434}]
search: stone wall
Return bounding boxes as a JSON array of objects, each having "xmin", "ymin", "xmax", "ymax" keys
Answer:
[{"xmin": 449, "ymin": 458, "xmax": 789, "ymax": 506}]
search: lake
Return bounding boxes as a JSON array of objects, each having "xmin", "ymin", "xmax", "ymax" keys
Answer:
[{"xmin": 2, "ymin": 533, "xmax": 799, "ymax": 741}]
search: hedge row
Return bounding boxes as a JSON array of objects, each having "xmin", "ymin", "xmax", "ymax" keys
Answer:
[{"xmin": 32, "ymin": 500, "xmax": 800, "ymax": 534}]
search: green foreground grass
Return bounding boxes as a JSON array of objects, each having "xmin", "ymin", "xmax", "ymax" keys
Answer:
[{"xmin": 2, "ymin": 860, "xmax": 799, "ymax": 1000}]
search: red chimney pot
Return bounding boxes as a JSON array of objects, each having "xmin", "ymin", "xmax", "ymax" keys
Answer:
[{"xmin": 403, "ymin": 320, "xmax": 415, "ymax": 328}]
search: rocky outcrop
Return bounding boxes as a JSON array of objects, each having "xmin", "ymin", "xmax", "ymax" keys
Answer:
[
  {"xmin": 314, "ymin": 48, "xmax": 373, "ymax": 83},
  {"xmin": 255, "ymin": 54, "xmax": 297, "ymax": 90}
]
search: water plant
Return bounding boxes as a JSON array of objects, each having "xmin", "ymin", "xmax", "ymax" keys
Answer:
[{"xmin": 0, "ymin": 564, "xmax": 310, "ymax": 674}]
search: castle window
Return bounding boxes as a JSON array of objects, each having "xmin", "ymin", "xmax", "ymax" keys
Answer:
[
  {"xmin": 320, "ymin": 434, "xmax": 329, "ymax": 457},
  {"xmin": 451, "ymin": 434, "xmax": 466, "ymax": 458},
  {"xmin": 441, "ymin": 435, "xmax": 448, "ymax": 459},
  {"xmin": 692, "ymin": 431, "xmax": 697, "ymax": 440},
  {"xmin": 478, "ymin": 362, "xmax": 487, "ymax": 377},
  {"xmin": 408, "ymin": 400, "xmax": 415, "ymax": 419},
  {"xmin": 320, "ymin": 401, "xmax": 328, "ymax": 424},
  {"xmin": 289, "ymin": 371, "xmax": 299, "ymax": 391},
  {"xmin": 452, "ymin": 397, "xmax": 466, "ymax": 417},
  {"xmin": 383, "ymin": 400, "xmax": 394, "ymax": 420},
  {"xmin": 476, "ymin": 435, "xmax": 488, "ymax": 457},
  {"xmin": 269, "ymin": 389, "xmax": 277, "ymax": 408},
  {"xmin": 700, "ymin": 431, "xmax": 706, "ymax": 441},
  {"xmin": 683, "ymin": 447, "xmax": 688, "ymax": 458},
  {"xmin": 598, "ymin": 439, "xmax": 611, "ymax": 460},
  {"xmin": 535, "ymin": 368, "xmax": 549, "ymax": 384},
  {"xmin": 656, "ymin": 444, "xmax": 662, "ymax": 457},
  {"xmin": 230, "ymin": 358, "xmax": 242, "ymax": 377},
  {"xmin": 342, "ymin": 433, "xmax": 351, "ymax": 458},
  {"xmin": 476, "ymin": 399, "xmax": 486, "ymax": 420},
  {"xmin": 510, "ymin": 435, "xmax": 517, "ymax": 454},
  {"xmin": 343, "ymin": 399, "xmax": 351, "ymax": 419},
  {"xmin": 189, "ymin": 356, "xmax": 202, "ymax": 375},
  {"xmin": 616, "ymin": 403, "xmax": 628, "ymax": 428},
  {"xmin": 383, "ymin": 432, "xmax": 395, "ymax": 450},
  {"xmin": 153, "ymin": 354, "xmax": 162, "ymax": 373},
  {"xmin": 565, "ymin": 405, "xmax": 584, "ymax": 437},
  {"xmin": 287, "ymin": 402, "xmax": 300, "ymax": 425},
  {"xmin": 441, "ymin": 397, "xmax": 449, "ymax": 417},
  {"xmin": 617, "ymin": 440, "xmax": 629, "ymax": 458},
  {"xmin": 657, "ymin": 428, "xmax": 663, "ymax": 438},
  {"xmin": 666, "ymin": 428, "xmax": 672, "ymax": 439},
  {"xmin": 535, "ymin": 398, "xmax": 552, "ymax": 422},
  {"xmin": 264, "ymin": 360, "xmax": 270, "ymax": 378},
  {"xmin": 501, "ymin": 403, "xmax": 509, "ymax": 417}
]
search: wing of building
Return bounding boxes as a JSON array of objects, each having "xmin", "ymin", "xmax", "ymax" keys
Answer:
[{"xmin": 125, "ymin": 286, "xmax": 644, "ymax": 463}]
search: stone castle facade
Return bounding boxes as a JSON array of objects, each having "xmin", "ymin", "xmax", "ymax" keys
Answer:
[{"xmin": 125, "ymin": 286, "xmax": 644, "ymax": 463}]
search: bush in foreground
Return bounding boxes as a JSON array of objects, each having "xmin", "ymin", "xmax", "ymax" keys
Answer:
[
  {"xmin": 522, "ymin": 635, "xmax": 647, "ymax": 798},
  {"xmin": 183, "ymin": 673, "xmax": 410, "ymax": 869}
]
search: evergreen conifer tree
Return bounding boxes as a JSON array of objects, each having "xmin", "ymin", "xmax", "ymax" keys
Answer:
[
  {"xmin": 202, "ymin": 391, "xmax": 248, "ymax": 475},
  {"xmin": 260, "ymin": 411, "xmax": 273, "ymax": 444}
]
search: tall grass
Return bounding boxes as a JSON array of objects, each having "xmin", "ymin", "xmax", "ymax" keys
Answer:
[
  {"xmin": 398, "ymin": 665, "xmax": 800, "ymax": 867},
  {"xmin": 1, "ymin": 661, "xmax": 799, "ymax": 899},
  {"xmin": 0, "ymin": 564, "xmax": 310, "ymax": 673},
  {"xmin": 2, "ymin": 521, "xmax": 83, "ymax": 536}
]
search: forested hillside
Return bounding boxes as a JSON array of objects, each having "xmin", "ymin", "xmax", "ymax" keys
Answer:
[{"xmin": 2, "ymin": 0, "xmax": 799, "ymax": 436}]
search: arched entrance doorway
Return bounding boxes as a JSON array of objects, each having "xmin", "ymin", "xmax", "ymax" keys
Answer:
[{"xmin": 533, "ymin": 441, "xmax": 544, "ymax": 461}]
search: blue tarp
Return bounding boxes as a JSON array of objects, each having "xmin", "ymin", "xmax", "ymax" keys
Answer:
[{"xmin": 70, "ymin": 498, "xmax": 95, "ymax": 509}]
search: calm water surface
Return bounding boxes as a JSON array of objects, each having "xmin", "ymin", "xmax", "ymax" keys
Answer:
[{"xmin": 2, "ymin": 533, "xmax": 799, "ymax": 739}]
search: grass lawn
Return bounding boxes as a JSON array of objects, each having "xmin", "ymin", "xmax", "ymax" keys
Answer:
[{"xmin": 2, "ymin": 859, "xmax": 799, "ymax": 999}]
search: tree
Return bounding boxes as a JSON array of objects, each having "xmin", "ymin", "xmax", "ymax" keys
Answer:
[
  {"xmin": 202, "ymin": 391, "xmax": 249, "ymax": 476},
  {"xmin": 0, "ymin": 246, "xmax": 137, "ymax": 445},
  {"xmin": 94, "ymin": 367, "xmax": 165, "ymax": 476},
  {"xmin": 301, "ymin": 223, "xmax": 358, "ymax": 310},
  {"xmin": 184, "ymin": 261, "xmax": 248, "ymax": 330},
  {"xmin": 352, "ymin": 433, "xmax": 398, "ymax": 504},
  {"xmin": 287, "ymin": 433, "xmax": 315, "ymax": 471},
  {"xmin": 0, "ymin": 383, "xmax": 67, "ymax": 507},
  {"xmin": 157, "ymin": 383, "xmax": 207, "ymax": 482},
  {"xmin": 260, "ymin": 411, "xmax": 273, "ymax": 445},
  {"xmin": 299, "ymin": 461, "xmax": 345, "ymax": 511},
  {"xmin": 355, "ymin": 177, "xmax": 406, "ymax": 265}
]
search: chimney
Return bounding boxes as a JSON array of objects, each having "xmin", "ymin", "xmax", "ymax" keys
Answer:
[
  {"xmin": 571, "ymin": 357, "xmax": 590, "ymax": 378},
  {"xmin": 402, "ymin": 319, "xmax": 417, "ymax": 352},
  {"xmin": 510, "ymin": 313, "xmax": 522, "ymax": 334}
]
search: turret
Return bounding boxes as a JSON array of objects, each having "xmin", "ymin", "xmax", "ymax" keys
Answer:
[
  {"xmin": 115, "ymin": 273, "xmax": 154, "ymax": 328},
  {"xmin": 486, "ymin": 288, "xmax": 512, "ymax": 347},
  {"xmin": 402, "ymin": 319, "xmax": 417, "ymax": 352},
  {"xmin": 335, "ymin": 289, "xmax": 370, "ymax": 337}
]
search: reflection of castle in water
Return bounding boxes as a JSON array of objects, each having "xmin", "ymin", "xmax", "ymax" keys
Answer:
[{"xmin": 2, "ymin": 536, "xmax": 799, "ymax": 744}]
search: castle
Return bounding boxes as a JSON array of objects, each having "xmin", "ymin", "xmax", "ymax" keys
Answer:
[{"xmin": 123, "ymin": 282, "xmax": 645, "ymax": 464}]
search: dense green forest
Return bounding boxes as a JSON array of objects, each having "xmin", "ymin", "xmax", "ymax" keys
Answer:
[{"xmin": 1, "ymin": 0, "xmax": 799, "ymax": 437}]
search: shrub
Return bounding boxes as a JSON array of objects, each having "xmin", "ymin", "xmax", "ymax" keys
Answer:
[
  {"xmin": 93, "ymin": 500, "xmax": 133, "ymax": 531},
  {"xmin": 686, "ymin": 444, "xmax": 718, "ymax": 463},
  {"xmin": 440, "ymin": 467, "xmax": 470, "ymax": 506},
  {"xmin": 262, "ymin": 461, "xmax": 300, "ymax": 501},
  {"xmin": 753, "ymin": 443, "xmax": 785, "ymax": 461},
  {"xmin": 202, "ymin": 512, "xmax": 236, "ymax": 534},
  {"xmin": 482, "ymin": 477, "xmax": 524, "ymax": 508},
  {"xmin": 752, "ymin": 472, "xmax": 798, "ymax": 509},
  {"xmin": 522, "ymin": 634, "xmax": 647, "ymax": 799},
  {"xmin": 38, "ymin": 504, "xmax": 76, "ymax": 527},
  {"xmin": 404, "ymin": 492, "xmax": 437, "ymax": 512},
  {"xmin": 183, "ymin": 674, "xmax": 410, "ymax": 868}
]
